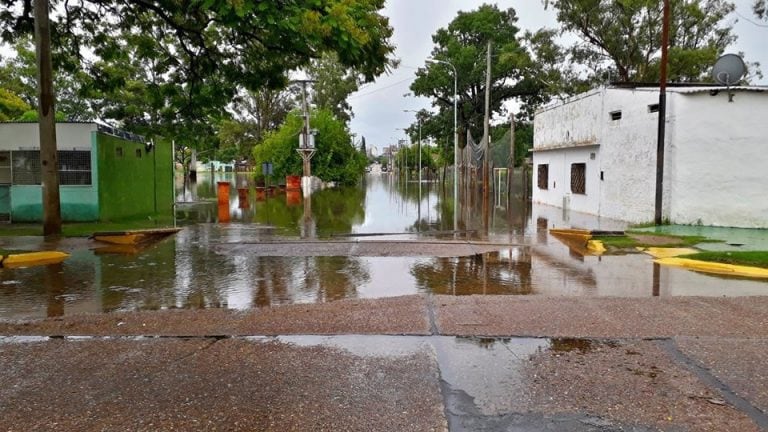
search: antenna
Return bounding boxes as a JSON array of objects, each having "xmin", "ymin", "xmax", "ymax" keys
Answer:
[
  {"xmin": 712, "ymin": 54, "xmax": 746, "ymax": 85},
  {"xmin": 712, "ymin": 54, "xmax": 746, "ymax": 102}
]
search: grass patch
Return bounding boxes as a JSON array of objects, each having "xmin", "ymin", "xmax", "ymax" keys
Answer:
[
  {"xmin": 0, "ymin": 216, "xmax": 175, "ymax": 238},
  {"xmin": 593, "ymin": 232, "xmax": 720, "ymax": 250},
  {"xmin": 682, "ymin": 251, "xmax": 768, "ymax": 269}
]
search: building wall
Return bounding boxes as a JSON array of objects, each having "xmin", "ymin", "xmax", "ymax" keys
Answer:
[
  {"xmin": 667, "ymin": 91, "xmax": 768, "ymax": 228},
  {"xmin": 97, "ymin": 133, "xmax": 173, "ymax": 221},
  {"xmin": 597, "ymin": 88, "xmax": 664, "ymax": 223},
  {"xmin": 0, "ymin": 122, "xmax": 96, "ymax": 151},
  {"xmin": 0, "ymin": 123, "xmax": 99, "ymax": 222},
  {"xmin": 533, "ymin": 87, "xmax": 669, "ymax": 224}
]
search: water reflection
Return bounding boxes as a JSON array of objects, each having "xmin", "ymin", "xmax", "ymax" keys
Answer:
[{"xmin": 0, "ymin": 172, "xmax": 766, "ymax": 319}]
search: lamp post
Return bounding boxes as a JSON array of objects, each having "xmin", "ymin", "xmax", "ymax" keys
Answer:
[{"xmin": 426, "ymin": 58, "xmax": 458, "ymax": 233}]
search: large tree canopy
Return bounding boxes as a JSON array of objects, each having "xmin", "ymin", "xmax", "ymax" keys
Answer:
[
  {"xmin": 410, "ymin": 4, "xmax": 567, "ymax": 155},
  {"xmin": 0, "ymin": 0, "xmax": 394, "ymax": 133},
  {"xmin": 549, "ymin": 0, "xmax": 740, "ymax": 83}
]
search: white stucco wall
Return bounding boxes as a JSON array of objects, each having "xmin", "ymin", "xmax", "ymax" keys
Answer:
[
  {"xmin": 0, "ymin": 122, "xmax": 96, "ymax": 151},
  {"xmin": 533, "ymin": 87, "xmax": 664, "ymax": 223},
  {"xmin": 596, "ymin": 88, "xmax": 665, "ymax": 224},
  {"xmin": 665, "ymin": 90, "xmax": 768, "ymax": 228}
]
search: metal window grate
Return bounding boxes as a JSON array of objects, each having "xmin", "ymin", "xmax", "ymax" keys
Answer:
[
  {"xmin": 13, "ymin": 150, "xmax": 42, "ymax": 185},
  {"xmin": 0, "ymin": 151, "xmax": 11, "ymax": 184},
  {"xmin": 58, "ymin": 151, "xmax": 92, "ymax": 185},
  {"xmin": 571, "ymin": 163, "xmax": 586, "ymax": 194},
  {"xmin": 537, "ymin": 164, "xmax": 549, "ymax": 190}
]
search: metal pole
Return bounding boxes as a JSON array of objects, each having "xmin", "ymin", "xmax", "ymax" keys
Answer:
[
  {"xmin": 482, "ymin": 41, "xmax": 491, "ymax": 233},
  {"xmin": 655, "ymin": 0, "xmax": 670, "ymax": 225}
]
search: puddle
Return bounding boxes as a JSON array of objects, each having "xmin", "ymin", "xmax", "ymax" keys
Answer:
[{"xmin": 0, "ymin": 173, "xmax": 766, "ymax": 320}]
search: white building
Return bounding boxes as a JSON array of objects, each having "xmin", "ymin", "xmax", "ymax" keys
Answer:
[{"xmin": 532, "ymin": 85, "xmax": 768, "ymax": 228}]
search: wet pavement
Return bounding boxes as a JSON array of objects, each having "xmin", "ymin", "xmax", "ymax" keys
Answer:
[
  {"xmin": 2, "ymin": 328, "xmax": 767, "ymax": 431},
  {"xmin": 2, "ymin": 172, "xmax": 768, "ymax": 430}
]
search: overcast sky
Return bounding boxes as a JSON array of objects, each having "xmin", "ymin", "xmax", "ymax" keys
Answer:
[{"xmin": 350, "ymin": 0, "xmax": 768, "ymax": 154}]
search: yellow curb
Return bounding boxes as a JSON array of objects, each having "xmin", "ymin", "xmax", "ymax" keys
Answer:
[
  {"xmin": 586, "ymin": 240, "xmax": 606, "ymax": 254},
  {"xmin": 641, "ymin": 247, "xmax": 699, "ymax": 259},
  {"xmin": 2, "ymin": 251, "xmax": 70, "ymax": 269},
  {"xmin": 654, "ymin": 257, "xmax": 768, "ymax": 279}
]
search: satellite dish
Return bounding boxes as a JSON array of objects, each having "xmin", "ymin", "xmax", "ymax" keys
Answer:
[{"xmin": 712, "ymin": 54, "xmax": 746, "ymax": 86}]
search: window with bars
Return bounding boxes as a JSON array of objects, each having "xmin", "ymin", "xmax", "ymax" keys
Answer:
[
  {"xmin": 11, "ymin": 150, "xmax": 91, "ymax": 185},
  {"xmin": 571, "ymin": 163, "xmax": 586, "ymax": 194},
  {"xmin": 0, "ymin": 152, "xmax": 11, "ymax": 184},
  {"xmin": 12, "ymin": 151, "xmax": 42, "ymax": 185},
  {"xmin": 58, "ymin": 151, "xmax": 92, "ymax": 185},
  {"xmin": 537, "ymin": 164, "xmax": 549, "ymax": 190}
]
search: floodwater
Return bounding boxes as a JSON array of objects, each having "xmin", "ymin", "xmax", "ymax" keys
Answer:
[{"xmin": 0, "ymin": 171, "xmax": 766, "ymax": 319}]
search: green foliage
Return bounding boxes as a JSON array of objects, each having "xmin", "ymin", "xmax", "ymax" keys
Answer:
[
  {"xmin": 0, "ymin": 88, "xmax": 29, "ymax": 121},
  {"xmin": 15, "ymin": 109, "xmax": 67, "ymax": 122},
  {"xmin": 549, "ymin": 0, "xmax": 743, "ymax": 82},
  {"xmin": 681, "ymin": 251, "xmax": 768, "ymax": 269},
  {"xmin": 410, "ymin": 4, "xmax": 569, "ymax": 156},
  {"xmin": 1, "ymin": 0, "xmax": 394, "ymax": 147},
  {"xmin": 0, "ymin": 36, "xmax": 94, "ymax": 120},
  {"xmin": 253, "ymin": 109, "xmax": 366, "ymax": 185},
  {"xmin": 756, "ymin": 0, "xmax": 768, "ymax": 19},
  {"xmin": 307, "ymin": 53, "xmax": 361, "ymax": 123}
]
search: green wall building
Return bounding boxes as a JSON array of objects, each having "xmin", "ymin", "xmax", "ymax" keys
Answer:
[{"xmin": 0, "ymin": 122, "xmax": 173, "ymax": 222}]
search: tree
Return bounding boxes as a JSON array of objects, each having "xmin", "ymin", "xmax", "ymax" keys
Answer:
[
  {"xmin": 548, "ymin": 0, "xmax": 740, "ymax": 82},
  {"xmin": 217, "ymin": 86, "xmax": 297, "ymax": 162},
  {"xmin": 1, "ymin": 0, "xmax": 394, "ymax": 234},
  {"xmin": 0, "ymin": 88, "xmax": 30, "ymax": 121},
  {"xmin": 0, "ymin": 36, "xmax": 94, "ymax": 120},
  {"xmin": 410, "ymin": 5, "xmax": 563, "ymax": 149},
  {"xmin": 756, "ymin": 0, "xmax": 768, "ymax": 19},
  {"xmin": 306, "ymin": 53, "xmax": 361, "ymax": 123},
  {"xmin": 253, "ymin": 109, "xmax": 367, "ymax": 185}
]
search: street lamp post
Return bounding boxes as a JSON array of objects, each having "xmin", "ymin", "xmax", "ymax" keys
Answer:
[{"xmin": 426, "ymin": 58, "xmax": 458, "ymax": 233}]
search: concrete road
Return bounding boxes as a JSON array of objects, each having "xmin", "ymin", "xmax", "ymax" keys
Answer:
[{"xmin": 2, "ymin": 295, "xmax": 768, "ymax": 431}]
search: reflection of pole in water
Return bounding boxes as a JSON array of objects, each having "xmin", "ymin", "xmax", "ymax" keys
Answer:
[
  {"xmin": 652, "ymin": 262, "xmax": 661, "ymax": 297},
  {"xmin": 301, "ymin": 195, "xmax": 315, "ymax": 238},
  {"xmin": 45, "ymin": 262, "xmax": 65, "ymax": 317}
]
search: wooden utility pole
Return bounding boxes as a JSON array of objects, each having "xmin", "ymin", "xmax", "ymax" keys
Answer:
[
  {"xmin": 34, "ymin": 0, "xmax": 62, "ymax": 236},
  {"xmin": 655, "ymin": 0, "xmax": 671, "ymax": 225},
  {"xmin": 482, "ymin": 41, "xmax": 492, "ymax": 232}
]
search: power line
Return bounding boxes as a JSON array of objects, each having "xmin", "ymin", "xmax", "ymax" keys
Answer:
[
  {"xmin": 349, "ymin": 76, "xmax": 416, "ymax": 100},
  {"xmin": 734, "ymin": 9, "xmax": 768, "ymax": 28}
]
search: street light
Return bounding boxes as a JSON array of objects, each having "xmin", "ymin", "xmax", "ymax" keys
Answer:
[{"xmin": 425, "ymin": 57, "xmax": 458, "ymax": 232}]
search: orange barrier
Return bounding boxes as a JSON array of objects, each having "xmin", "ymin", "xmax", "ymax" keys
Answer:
[
  {"xmin": 255, "ymin": 187, "xmax": 266, "ymax": 201},
  {"xmin": 286, "ymin": 175, "xmax": 301, "ymax": 190},
  {"xmin": 286, "ymin": 190, "xmax": 301, "ymax": 206},
  {"xmin": 217, "ymin": 181, "xmax": 231, "ymax": 222}
]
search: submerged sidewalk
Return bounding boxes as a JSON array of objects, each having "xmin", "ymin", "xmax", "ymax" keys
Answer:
[{"xmin": 2, "ymin": 295, "xmax": 768, "ymax": 431}]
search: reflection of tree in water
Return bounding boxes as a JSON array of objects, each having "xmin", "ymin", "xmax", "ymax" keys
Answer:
[
  {"xmin": 253, "ymin": 185, "xmax": 366, "ymax": 237},
  {"xmin": 411, "ymin": 249, "xmax": 533, "ymax": 295},
  {"xmin": 251, "ymin": 256, "xmax": 370, "ymax": 306}
]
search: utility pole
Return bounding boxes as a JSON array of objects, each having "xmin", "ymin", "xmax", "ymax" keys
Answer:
[
  {"xmin": 482, "ymin": 41, "xmax": 492, "ymax": 232},
  {"xmin": 508, "ymin": 114, "xmax": 515, "ymax": 201},
  {"xmin": 34, "ymin": 0, "xmax": 61, "ymax": 236},
  {"xmin": 655, "ymin": 0, "xmax": 671, "ymax": 225},
  {"xmin": 295, "ymin": 80, "xmax": 316, "ymax": 181}
]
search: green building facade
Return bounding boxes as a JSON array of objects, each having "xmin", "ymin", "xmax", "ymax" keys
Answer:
[{"xmin": 0, "ymin": 122, "xmax": 173, "ymax": 223}]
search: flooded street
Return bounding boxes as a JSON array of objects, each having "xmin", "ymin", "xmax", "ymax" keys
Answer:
[{"xmin": 1, "ymin": 172, "xmax": 766, "ymax": 320}]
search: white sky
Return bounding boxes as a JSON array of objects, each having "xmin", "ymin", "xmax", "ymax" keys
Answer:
[{"xmin": 350, "ymin": 0, "xmax": 768, "ymax": 154}]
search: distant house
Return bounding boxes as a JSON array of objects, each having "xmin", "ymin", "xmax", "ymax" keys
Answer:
[
  {"xmin": 532, "ymin": 85, "xmax": 768, "ymax": 228},
  {"xmin": 0, "ymin": 122, "xmax": 173, "ymax": 222}
]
